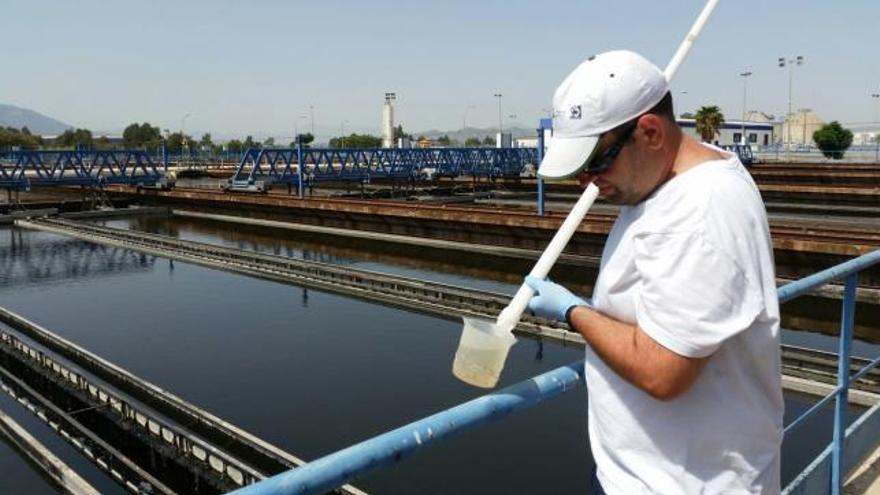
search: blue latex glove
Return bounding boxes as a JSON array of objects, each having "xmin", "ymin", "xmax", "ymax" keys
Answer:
[{"xmin": 524, "ymin": 275, "xmax": 591, "ymax": 322}]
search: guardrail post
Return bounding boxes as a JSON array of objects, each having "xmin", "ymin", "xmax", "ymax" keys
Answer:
[
  {"xmin": 296, "ymin": 139, "xmax": 304, "ymax": 198},
  {"xmin": 536, "ymin": 119, "xmax": 551, "ymax": 217},
  {"xmin": 831, "ymin": 272, "xmax": 858, "ymax": 494},
  {"xmin": 537, "ymin": 178, "xmax": 545, "ymax": 216},
  {"xmin": 537, "ymin": 124, "xmax": 544, "ymax": 217}
]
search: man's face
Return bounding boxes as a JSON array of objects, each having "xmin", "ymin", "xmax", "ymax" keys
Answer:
[{"xmin": 577, "ymin": 118, "xmax": 663, "ymax": 205}]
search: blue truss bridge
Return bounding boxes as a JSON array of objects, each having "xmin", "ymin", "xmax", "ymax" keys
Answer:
[
  {"xmin": 0, "ymin": 149, "xmax": 168, "ymax": 190},
  {"xmin": 227, "ymin": 147, "xmax": 539, "ymax": 192}
]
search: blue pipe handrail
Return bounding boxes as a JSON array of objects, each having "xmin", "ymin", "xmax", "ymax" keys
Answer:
[
  {"xmin": 229, "ymin": 362, "xmax": 584, "ymax": 495},
  {"xmin": 229, "ymin": 249, "xmax": 880, "ymax": 495}
]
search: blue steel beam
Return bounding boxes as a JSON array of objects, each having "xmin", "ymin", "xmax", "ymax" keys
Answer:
[
  {"xmin": 228, "ymin": 250, "xmax": 880, "ymax": 495},
  {"xmin": 0, "ymin": 150, "xmax": 166, "ymax": 189},
  {"xmin": 228, "ymin": 147, "xmax": 539, "ymax": 188}
]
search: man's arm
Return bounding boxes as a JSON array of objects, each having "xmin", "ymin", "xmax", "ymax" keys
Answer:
[{"xmin": 568, "ymin": 305, "xmax": 708, "ymax": 401}]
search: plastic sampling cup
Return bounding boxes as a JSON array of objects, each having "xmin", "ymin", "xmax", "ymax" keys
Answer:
[{"xmin": 452, "ymin": 316, "xmax": 517, "ymax": 388}]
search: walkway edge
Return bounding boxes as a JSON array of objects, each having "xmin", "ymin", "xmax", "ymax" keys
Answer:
[{"xmin": 0, "ymin": 406, "xmax": 99, "ymax": 495}]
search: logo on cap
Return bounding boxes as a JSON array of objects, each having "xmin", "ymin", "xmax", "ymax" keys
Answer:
[{"xmin": 569, "ymin": 105, "xmax": 582, "ymax": 120}]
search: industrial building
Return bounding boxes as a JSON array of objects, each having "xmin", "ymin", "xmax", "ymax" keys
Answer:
[{"xmin": 678, "ymin": 118, "xmax": 775, "ymax": 147}]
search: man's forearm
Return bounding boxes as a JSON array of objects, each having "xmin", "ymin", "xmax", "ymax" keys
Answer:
[{"xmin": 567, "ymin": 305, "xmax": 706, "ymax": 401}]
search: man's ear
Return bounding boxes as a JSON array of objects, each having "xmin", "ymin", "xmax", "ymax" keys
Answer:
[{"xmin": 636, "ymin": 114, "xmax": 665, "ymax": 150}]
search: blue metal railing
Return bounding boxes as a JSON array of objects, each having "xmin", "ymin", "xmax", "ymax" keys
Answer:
[
  {"xmin": 780, "ymin": 250, "xmax": 880, "ymax": 494},
  {"xmin": 229, "ymin": 250, "xmax": 880, "ymax": 495}
]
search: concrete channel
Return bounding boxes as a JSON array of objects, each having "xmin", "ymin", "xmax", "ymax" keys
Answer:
[
  {"xmin": 13, "ymin": 215, "xmax": 880, "ymax": 406},
  {"xmin": 0, "ymin": 404, "xmax": 99, "ymax": 494},
  {"xmin": 169, "ymin": 209, "xmax": 880, "ymax": 306},
  {"xmin": 0, "ymin": 306, "xmax": 365, "ymax": 495}
]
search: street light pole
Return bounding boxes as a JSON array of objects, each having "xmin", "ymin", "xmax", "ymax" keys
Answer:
[
  {"xmin": 872, "ymin": 92, "xmax": 880, "ymax": 163},
  {"xmin": 310, "ymin": 105, "xmax": 315, "ymax": 135},
  {"xmin": 295, "ymin": 115, "xmax": 308, "ymax": 144},
  {"xmin": 463, "ymin": 105, "xmax": 475, "ymax": 131},
  {"xmin": 494, "ymin": 93, "xmax": 503, "ymax": 134},
  {"xmin": 340, "ymin": 120, "xmax": 349, "ymax": 148},
  {"xmin": 739, "ymin": 71, "xmax": 752, "ymax": 145},
  {"xmin": 181, "ymin": 113, "xmax": 191, "ymax": 155},
  {"xmin": 778, "ymin": 55, "xmax": 804, "ymax": 162}
]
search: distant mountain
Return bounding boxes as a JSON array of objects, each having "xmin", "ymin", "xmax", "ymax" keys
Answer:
[
  {"xmin": 418, "ymin": 125, "xmax": 537, "ymax": 144},
  {"xmin": 0, "ymin": 104, "xmax": 71, "ymax": 135}
]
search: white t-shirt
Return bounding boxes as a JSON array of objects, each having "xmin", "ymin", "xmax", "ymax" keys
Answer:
[{"xmin": 588, "ymin": 148, "xmax": 784, "ymax": 494}]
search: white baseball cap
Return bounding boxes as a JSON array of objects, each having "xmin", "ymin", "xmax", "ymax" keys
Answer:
[{"xmin": 538, "ymin": 50, "xmax": 669, "ymax": 180}]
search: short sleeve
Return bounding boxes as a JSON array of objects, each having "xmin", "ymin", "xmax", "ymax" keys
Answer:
[{"xmin": 633, "ymin": 231, "xmax": 764, "ymax": 358}]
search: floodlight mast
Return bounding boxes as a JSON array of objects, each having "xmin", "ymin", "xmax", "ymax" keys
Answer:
[{"xmin": 779, "ymin": 55, "xmax": 805, "ymax": 161}]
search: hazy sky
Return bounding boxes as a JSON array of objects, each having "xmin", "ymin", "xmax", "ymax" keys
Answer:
[{"xmin": 2, "ymin": 0, "xmax": 878, "ymax": 141}]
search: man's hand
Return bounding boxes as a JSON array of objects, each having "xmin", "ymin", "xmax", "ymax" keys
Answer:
[{"xmin": 524, "ymin": 276, "xmax": 591, "ymax": 322}]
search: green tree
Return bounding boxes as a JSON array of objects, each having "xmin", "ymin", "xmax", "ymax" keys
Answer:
[
  {"xmin": 0, "ymin": 127, "xmax": 41, "ymax": 150},
  {"xmin": 393, "ymin": 124, "xmax": 412, "ymax": 141},
  {"xmin": 264, "ymin": 137, "xmax": 276, "ymax": 147},
  {"xmin": 20, "ymin": 127, "xmax": 44, "ymax": 147},
  {"xmin": 812, "ymin": 121, "xmax": 853, "ymax": 160},
  {"xmin": 95, "ymin": 135, "xmax": 112, "ymax": 149},
  {"xmin": 55, "ymin": 128, "xmax": 94, "ymax": 149},
  {"xmin": 165, "ymin": 132, "xmax": 193, "ymax": 153},
  {"xmin": 437, "ymin": 134, "xmax": 452, "ymax": 146},
  {"xmin": 226, "ymin": 139, "xmax": 244, "ymax": 153},
  {"xmin": 199, "ymin": 133, "xmax": 213, "ymax": 149},
  {"xmin": 464, "ymin": 137, "xmax": 481, "ymax": 147},
  {"xmin": 481, "ymin": 136, "xmax": 495, "ymax": 146},
  {"xmin": 122, "ymin": 122, "xmax": 161, "ymax": 148},
  {"xmin": 243, "ymin": 135, "xmax": 261, "ymax": 149},
  {"xmin": 290, "ymin": 133, "xmax": 315, "ymax": 148},
  {"xmin": 329, "ymin": 133, "xmax": 382, "ymax": 148},
  {"xmin": 694, "ymin": 106, "xmax": 725, "ymax": 142}
]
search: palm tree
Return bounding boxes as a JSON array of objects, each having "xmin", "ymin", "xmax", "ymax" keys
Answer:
[{"xmin": 694, "ymin": 106, "xmax": 725, "ymax": 143}]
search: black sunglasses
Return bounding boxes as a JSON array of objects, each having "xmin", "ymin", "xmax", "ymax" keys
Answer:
[{"xmin": 582, "ymin": 120, "xmax": 638, "ymax": 175}]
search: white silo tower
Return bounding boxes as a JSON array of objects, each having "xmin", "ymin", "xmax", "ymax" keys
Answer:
[{"xmin": 382, "ymin": 93, "xmax": 396, "ymax": 148}]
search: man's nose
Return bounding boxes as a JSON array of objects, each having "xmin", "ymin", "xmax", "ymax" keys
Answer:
[{"xmin": 577, "ymin": 172, "xmax": 596, "ymax": 188}]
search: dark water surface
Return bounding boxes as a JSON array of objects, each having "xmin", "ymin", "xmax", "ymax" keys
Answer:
[
  {"xmin": 102, "ymin": 215, "xmax": 880, "ymax": 358},
  {"xmin": 0, "ymin": 222, "xmax": 867, "ymax": 493}
]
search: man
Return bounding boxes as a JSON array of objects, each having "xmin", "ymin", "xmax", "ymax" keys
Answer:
[{"xmin": 525, "ymin": 50, "xmax": 784, "ymax": 494}]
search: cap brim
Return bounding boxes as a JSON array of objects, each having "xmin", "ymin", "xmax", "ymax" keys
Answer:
[{"xmin": 537, "ymin": 135, "xmax": 600, "ymax": 180}]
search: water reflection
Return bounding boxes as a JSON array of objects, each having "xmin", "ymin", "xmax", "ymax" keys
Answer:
[
  {"xmin": 99, "ymin": 215, "xmax": 880, "ymax": 346},
  {"xmin": 0, "ymin": 228, "xmax": 157, "ymax": 288},
  {"xmin": 101, "ymin": 216, "xmax": 597, "ymax": 295},
  {"xmin": 113, "ymin": 216, "xmax": 356, "ymax": 267}
]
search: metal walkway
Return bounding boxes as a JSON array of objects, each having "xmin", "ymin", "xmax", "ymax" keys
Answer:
[
  {"xmin": 228, "ymin": 147, "xmax": 538, "ymax": 192},
  {"xmin": 0, "ymin": 149, "xmax": 168, "ymax": 190},
  {"xmin": 14, "ymin": 216, "xmax": 880, "ymax": 401}
]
